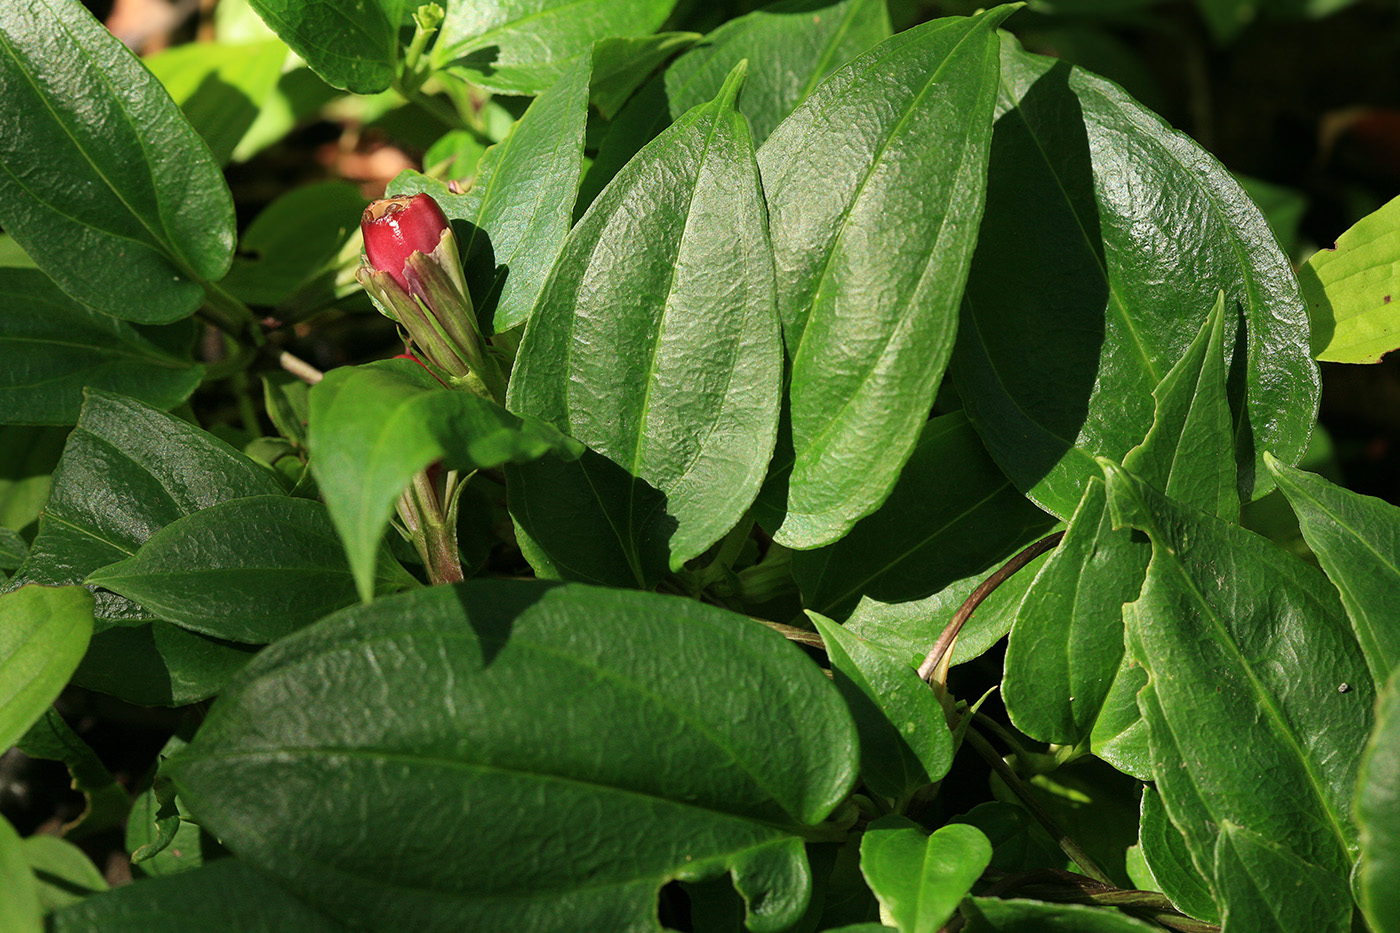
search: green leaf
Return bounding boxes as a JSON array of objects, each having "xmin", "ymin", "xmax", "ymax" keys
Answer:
[
  {"xmin": 953, "ymin": 36, "xmax": 1317, "ymax": 519},
  {"xmin": 434, "ymin": 0, "xmax": 676, "ymax": 95},
  {"xmin": 961, "ymin": 897, "xmax": 1160, "ymax": 931},
  {"xmin": 1194, "ymin": 0, "xmax": 1262, "ymax": 43},
  {"xmin": 0, "ymin": 0, "xmax": 235, "ymax": 323},
  {"xmin": 48, "ymin": 858, "xmax": 344, "ymax": 932},
  {"xmin": 74, "ymin": 622, "xmax": 257, "ymax": 708},
  {"xmin": 23, "ymin": 834, "xmax": 108, "ymax": 913},
  {"xmin": 755, "ymin": 7, "xmax": 1013, "ymax": 548},
  {"xmin": 843, "ymin": 544, "xmax": 1054, "ymax": 671},
  {"xmin": 1269, "ymin": 455, "xmax": 1400, "ymax": 684},
  {"xmin": 18, "ymin": 709, "xmax": 129, "ymax": 837},
  {"xmin": 809, "ymin": 614, "xmax": 952, "ymax": 801},
  {"xmin": 221, "ymin": 181, "xmax": 366, "ymax": 314},
  {"xmin": 1104, "ymin": 462, "xmax": 1370, "ymax": 891},
  {"xmin": 144, "ymin": 39, "xmax": 286, "ymax": 166},
  {"xmin": 793, "ymin": 412, "xmax": 1055, "ymax": 620},
  {"xmin": 1002, "ymin": 480, "xmax": 1148, "ymax": 751},
  {"xmin": 0, "ymin": 426, "xmax": 67, "ymax": 538},
  {"xmin": 664, "ymin": 0, "xmax": 892, "ymax": 146},
  {"xmin": 0, "ymin": 269, "xmax": 204, "ymax": 425},
  {"xmin": 309, "ymin": 361, "xmax": 580, "ymax": 601},
  {"xmin": 387, "ymin": 53, "xmax": 591, "ymax": 333},
  {"xmin": 1298, "ymin": 194, "xmax": 1400, "ymax": 363},
  {"xmin": 591, "ymin": 32, "xmax": 698, "ymax": 119},
  {"xmin": 0, "ymin": 586, "xmax": 92, "ymax": 753},
  {"xmin": 859, "ymin": 818, "xmax": 992, "ymax": 933},
  {"xmin": 1136, "ymin": 786, "xmax": 1218, "ymax": 924},
  {"xmin": 167, "ymin": 581, "xmax": 858, "ymax": 931},
  {"xmin": 507, "ymin": 65, "xmax": 781, "ymax": 586},
  {"xmin": 87, "ymin": 496, "xmax": 417, "ymax": 645},
  {"xmin": 1357, "ymin": 664, "xmax": 1400, "ymax": 933},
  {"xmin": 1212, "ymin": 822, "xmax": 1352, "ymax": 933},
  {"xmin": 246, "ymin": 0, "xmax": 404, "ymax": 93},
  {"xmin": 261, "ymin": 373, "xmax": 311, "ymax": 449},
  {"xmin": 0, "ymin": 526, "xmax": 26, "ymax": 570},
  {"xmin": 0, "ymin": 815, "xmax": 42, "ymax": 933}
]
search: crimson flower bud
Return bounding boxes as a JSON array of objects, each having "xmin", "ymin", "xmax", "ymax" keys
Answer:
[{"xmin": 362, "ymin": 194, "xmax": 450, "ymax": 294}]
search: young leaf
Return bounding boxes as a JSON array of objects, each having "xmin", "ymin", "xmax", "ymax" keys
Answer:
[
  {"xmin": 1137, "ymin": 786, "xmax": 1219, "ymax": 924},
  {"xmin": 794, "ymin": 412, "xmax": 1055, "ymax": 620},
  {"xmin": 18, "ymin": 709, "xmax": 129, "ymax": 838},
  {"xmin": 664, "ymin": 0, "xmax": 892, "ymax": 146},
  {"xmin": 245, "ymin": 0, "xmax": 404, "ymax": 94},
  {"xmin": 0, "ymin": 585, "xmax": 92, "ymax": 754},
  {"xmin": 809, "ymin": 614, "xmax": 952, "ymax": 802},
  {"xmin": 953, "ymin": 36, "xmax": 1317, "ymax": 519},
  {"xmin": 1104, "ymin": 462, "xmax": 1370, "ymax": 898},
  {"xmin": 0, "ymin": 0, "xmax": 235, "ymax": 323},
  {"xmin": 1299, "ymin": 191, "xmax": 1400, "ymax": 363},
  {"xmin": 144, "ymin": 39, "xmax": 286, "ymax": 166},
  {"xmin": 507, "ymin": 65, "xmax": 781, "ymax": 586},
  {"xmin": 434, "ymin": 0, "xmax": 676, "ymax": 95},
  {"xmin": 22, "ymin": 835, "xmax": 108, "ymax": 912},
  {"xmin": 87, "ymin": 496, "xmax": 417, "ymax": 645},
  {"xmin": 1268, "ymin": 454, "xmax": 1400, "ymax": 685},
  {"xmin": 859, "ymin": 818, "xmax": 992, "ymax": 933},
  {"xmin": 48, "ymin": 858, "xmax": 344, "ymax": 932},
  {"xmin": 167, "ymin": 582, "xmax": 858, "ymax": 932},
  {"xmin": 0, "ymin": 269, "xmax": 204, "ymax": 425},
  {"xmin": 388, "ymin": 53, "xmax": 591, "ymax": 333},
  {"xmin": 1212, "ymin": 822, "xmax": 1352, "ymax": 933},
  {"xmin": 0, "ymin": 815, "xmax": 42, "ymax": 933},
  {"xmin": 961, "ymin": 897, "xmax": 1160, "ymax": 931},
  {"xmin": 755, "ymin": 7, "xmax": 1014, "ymax": 548},
  {"xmin": 1002, "ymin": 479, "xmax": 1148, "ymax": 752},
  {"xmin": 1356, "ymin": 664, "xmax": 1400, "ymax": 933},
  {"xmin": 309, "ymin": 361, "xmax": 580, "ymax": 601}
]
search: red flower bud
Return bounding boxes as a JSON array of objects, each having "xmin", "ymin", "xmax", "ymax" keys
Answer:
[{"xmin": 361, "ymin": 194, "xmax": 451, "ymax": 293}]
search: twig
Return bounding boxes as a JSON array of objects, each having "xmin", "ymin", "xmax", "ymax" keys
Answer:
[{"xmin": 279, "ymin": 351, "xmax": 324, "ymax": 385}]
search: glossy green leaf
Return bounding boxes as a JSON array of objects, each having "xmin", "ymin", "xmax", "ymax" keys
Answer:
[
  {"xmin": 953, "ymin": 36, "xmax": 1317, "ymax": 519},
  {"xmin": 246, "ymin": 0, "xmax": 403, "ymax": 93},
  {"xmin": 665, "ymin": 0, "xmax": 892, "ymax": 146},
  {"xmin": 1269, "ymin": 453, "xmax": 1400, "ymax": 685},
  {"xmin": 387, "ymin": 53, "xmax": 591, "ymax": 333},
  {"xmin": 0, "ymin": 586, "xmax": 92, "ymax": 754},
  {"xmin": 0, "ymin": 269, "xmax": 204, "ymax": 425},
  {"xmin": 755, "ymin": 7, "xmax": 1013, "ymax": 548},
  {"xmin": 1357, "ymin": 664, "xmax": 1400, "ymax": 933},
  {"xmin": 844, "ymin": 545, "xmax": 1054, "ymax": 670},
  {"xmin": 794, "ymin": 412, "xmax": 1055, "ymax": 620},
  {"xmin": 87, "ymin": 496, "xmax": 417, "ymax": 645},
  {"xmin": 168, "ymin": 582, "xmax": 858, "ymax": 931},
  {"xmin": 507, "ymin": 66, "xmax": 780, "ymax": 586},
  {"xmin": 221, "ymin": 181, "xmax": 366, "ymax": 313},
  {"xmin": 1300, "ymin": 194, "xmax": 1400, "ymax": 364},
  {"xmin": 950, "ymin": 802, "xmax": 1063, "ymax": 876},
  {"xmin": 809, "ymin": 614, "xmax": 952, "ymax": 801},
  {"xmin": 1212, "ymin": 822, "xmax": 1352, "ymax": 933},
  {"xmin": 859, "ymin": 818, "xmax": 991, "ymax": 933},
  {"xmin": 1137, "ymin": 786, "xmax": 1218, "ymax": 924},
  {"xmin": 49, "ymin": 858, "xmax": 344, "ymax": 933},
  {"xmin": 1002, "ymin": 480, "xmax": 1148, "ymax": 750},
  {"xmin": 0, "ymin": 0, "xmax": 235, "ymax": 323},
  {"xmin": 1105, "ymin": 462, "xmax": 1370, "ymax": 892},
  {"xmin": 435, "ymin": 0, "xmax": 675, "ymax": 95},
  {"xmin": 0, "ymin": 815, "xmax": 42, "ymax": 933},
  {"xmin": 145, "ymin": 39, "xmax": 286, "ymax": 166},
  {"xmin": 591, "ymin": 32, "xmax": 698, "ymax": 119},
  {"xmin": 23, "ymin": 834, "xmax": 108, "ymax": 913},
  {"xmin": 961, "ymin": 897, "xmax": 1159, "ymax": 931},
  {"xmin": 6, "ymin": 391, "xmax": 280, "ymax": 703},
  {"xmin": 309, "ymin": 361, "xmax": 580, "ymax": 601}
]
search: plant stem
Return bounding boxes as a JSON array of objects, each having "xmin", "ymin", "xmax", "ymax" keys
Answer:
[
  {"xmin": 397, "ymin": 468, "xmax": 464, "ymax": 586},
  {"xmin": 199, "ymin": 280, "xmax": 262, "ymax": 345},
  {"xmin": 963, "ymin": 726, "xmax": 1113, "ymax": 886},
  {"xmin": 918, "ymin": 530, "xmax": 1064, "ymax": 683},
  {"xmin": 279, "ymin": 351, "xmax": 324, "ymax": 385}
]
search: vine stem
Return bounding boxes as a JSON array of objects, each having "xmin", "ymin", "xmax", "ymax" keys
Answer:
[
  {"xmin": 963, "ymin": 726, "xmax": 1113, "ymax": 886},
  {"xmin": 918, "ymin": 530, "xmax": 1064, "ymax": 683}
]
